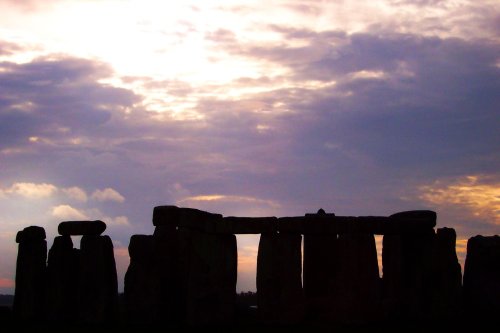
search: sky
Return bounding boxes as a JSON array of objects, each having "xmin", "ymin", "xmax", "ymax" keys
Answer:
[{"xmin": 0, "ymin": 0, "xmax": 499, "ymax": 294}]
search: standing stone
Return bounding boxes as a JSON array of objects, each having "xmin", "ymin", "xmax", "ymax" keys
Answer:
[
  {"xmin": 303, "ymin": 232, "xmax": 339, "ymax": 321},
  {"xmin": 13, "ymin": 226, "xmax": 47, "ymax": 321},
  {"xmin": 153, "ymin": 226, "xmax": 183, "ymax": 324},
  {"xmin": 330, "ymin": 233, "xmax": 380, "ymax": 323},
  {"xmin": 184, "ymin": 231, "xmax": 238, "ymax": 325},
  {"xmin": 257, "ymin": 232, "xmax": 304, "ymax": 324},
  {"xmin": 78, "ymin": 235, "xmax": 118, "ymax": 323},
  {"xmin": 382, "ymin": 231, "xmax": 435, "ymax": 320},
  {"xmin": 431, "ymin": 228, "xmax": 462, "ymax": 319},
  {"xmin": 463, "ymin": 235, "xmax": 500, "ymax": 321},
  {"xmin": 46, "ymin": 235, "xmax": 80, "ymax": 322},
  {"xmin": 124, "ymin": 235, "xmax": 155, "ymax": 324}
]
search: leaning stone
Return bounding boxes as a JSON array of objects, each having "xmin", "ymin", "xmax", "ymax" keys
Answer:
[
  {"xmin": 257, "ymin": 232, "xmax": 304, "ymax": 324},
  {"xmin": 463, "ymin": 235, "xmax": 500, "ymax": 321},
  {"xmin": 13, "ymin": 226, "xmax": 47, "ymax": 321},
  {"xmin": 78, "ymin": 235, "xmax": 118, "ymax": 323},
  {"xmin": 15, "ymin": 226, "xmax": 46, "ymax": 243},
  {"xmin": 58, "ymin": 220, "xmax": 106, "ymax": 236}
]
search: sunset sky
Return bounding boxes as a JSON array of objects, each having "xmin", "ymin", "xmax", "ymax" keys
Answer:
[{"xmin": 0, "ymin": 0, "xmax": 499, "ymax": 294}]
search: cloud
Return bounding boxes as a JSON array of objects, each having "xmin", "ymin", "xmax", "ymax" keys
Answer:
[
  {"xmin": 0, "ymin": 182, "xmax": 57, "ymax": 199},
  {"xmin": 62, "ymin": 186, "xmax": 88, "ymax": 202},
  {"xmin": 107, "ymin": 215, "xmax": 130, "ymax": 226},
  {"xmin": 0, "ymin": 40, "xmax": 24, "ymax": 56},
  {"xmin": 0, "ymin": 55, "xmax": 139, "ymax": 152},
  {"xmin": 51, "ymin": 204, "xmax": 88, "ymax": 220},
  {"xmin": 91, "ymin": 188, "xmax": 125, "ymax": 203},
  {"xmin": 419, "ymin": 175, "xmax": 500, "ymax": 225}
]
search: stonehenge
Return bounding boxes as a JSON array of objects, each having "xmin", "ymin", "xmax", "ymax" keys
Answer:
[
  {"xmin": 14, "ymin": 220, "xmax": 118, "ymax": 324},
  {"xmin": 12, "ymin": 205, "xmax": 499, "ymax": 326}
]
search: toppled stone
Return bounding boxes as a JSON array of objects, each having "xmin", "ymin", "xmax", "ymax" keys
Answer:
[
  {"xmin": 58, "ymin": 220, "xmax": 106, "ymax": 236},
  {"xmin": 463, "ymin": 235, "xmax": 500, "ymax": 321},
  {"xmin": 15, "ymin": 226, "xmax": 46, "ymax": 243}
]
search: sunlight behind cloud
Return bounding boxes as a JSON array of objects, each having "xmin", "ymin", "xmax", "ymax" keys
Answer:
[
  {"xmin": 179, "ymin": 194, "xmax": 281, "ymax": 209},
  {"xmin": 419, "ymin": 175, "xmax": 500, "ymax": 225}
]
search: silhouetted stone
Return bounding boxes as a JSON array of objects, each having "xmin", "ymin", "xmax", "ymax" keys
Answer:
[
  {"xmin": 257, "ymin": 232, "xmax": 304, "ymax": 324},
  {"xmin": 46, "ymin": 235, "xmax": 79, "ymax": 322},
  {"xmin": 15, "ymin": 226, "xmax": 46, "ymax": 243},
  {"xmin": 303, "ymin": 232, "xmax": 339, "ymax": 321},
  {"xmin": 185, "ymin": 231, "xmax": 238, "ymax": 325},
  {"xmin": 124, "ymin": 234, "xmax": 155, "ymax": 324},
  {"xmin": 152, "ymin": 226, "xmax": 183, "ymax": 323},
  {"xmin": 58, "ymin": 220, "xmax": 106, "ymax": 236},
  {"xmin": 388, "ymin": 210, "xmax": 437, "ymax": 232},
  {"xmin": 218, "ymin": 216, "xmax": 277, "ymax": 234},
  {"xmin": 382, "ymin": 210, "xmax": 438, "ymax": 321},
  {"xmin": 382, "ymin": 230, "xmax": 436, "ymax": 320},
  {"xmin": 13, "ymin": 226, "xmax": 47, "ymax": 321},
  {"xmin": 431, "ymin": 228, "xmax": 462, "ymax": 319},
  {"xmin": 463, "ymin": 235, "xmax": 500, "ymax": 321},
  {"xmin": 330, "ymin": 233, "xmax": 380, "ymax": 323},
  {"xmin": 153, "ymin": 205, "xmax": 222, "ymax": 232},
  {"xmin": 78, "ymin": 235, "xmax": 118, "ymax": 323}
]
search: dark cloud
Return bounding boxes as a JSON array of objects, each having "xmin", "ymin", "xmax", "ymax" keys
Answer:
[{"xmin": 0, "ymin": 56, "xmax": 138, "ymax": 149}]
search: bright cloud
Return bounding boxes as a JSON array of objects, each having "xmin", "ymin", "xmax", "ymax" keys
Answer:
[
  {"xmin": 419, "ymin": 175, "xmax": 500, "ymax": 225},
  {"xmin": 62, "ymin": 186, "xmax": 88, "ymax": 202},
  {"xmin": 179, "ymin": 194, "xmax": 280, "ymax": 208},
  {"xmin": 0, "ymin": 182, "xmax": 57, "ymax": 199},
  {"xmin": 51, "ymin": 204, "xmax": 88, "ymax": 220},
  {"xmin": 91, "ymin": 188, "xmax": 125, "ymax": 203}
]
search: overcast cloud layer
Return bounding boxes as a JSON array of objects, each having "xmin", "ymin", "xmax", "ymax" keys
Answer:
[{"xmin": 0, "ymin": 0, "xmax": 499, "ymax": 293}]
